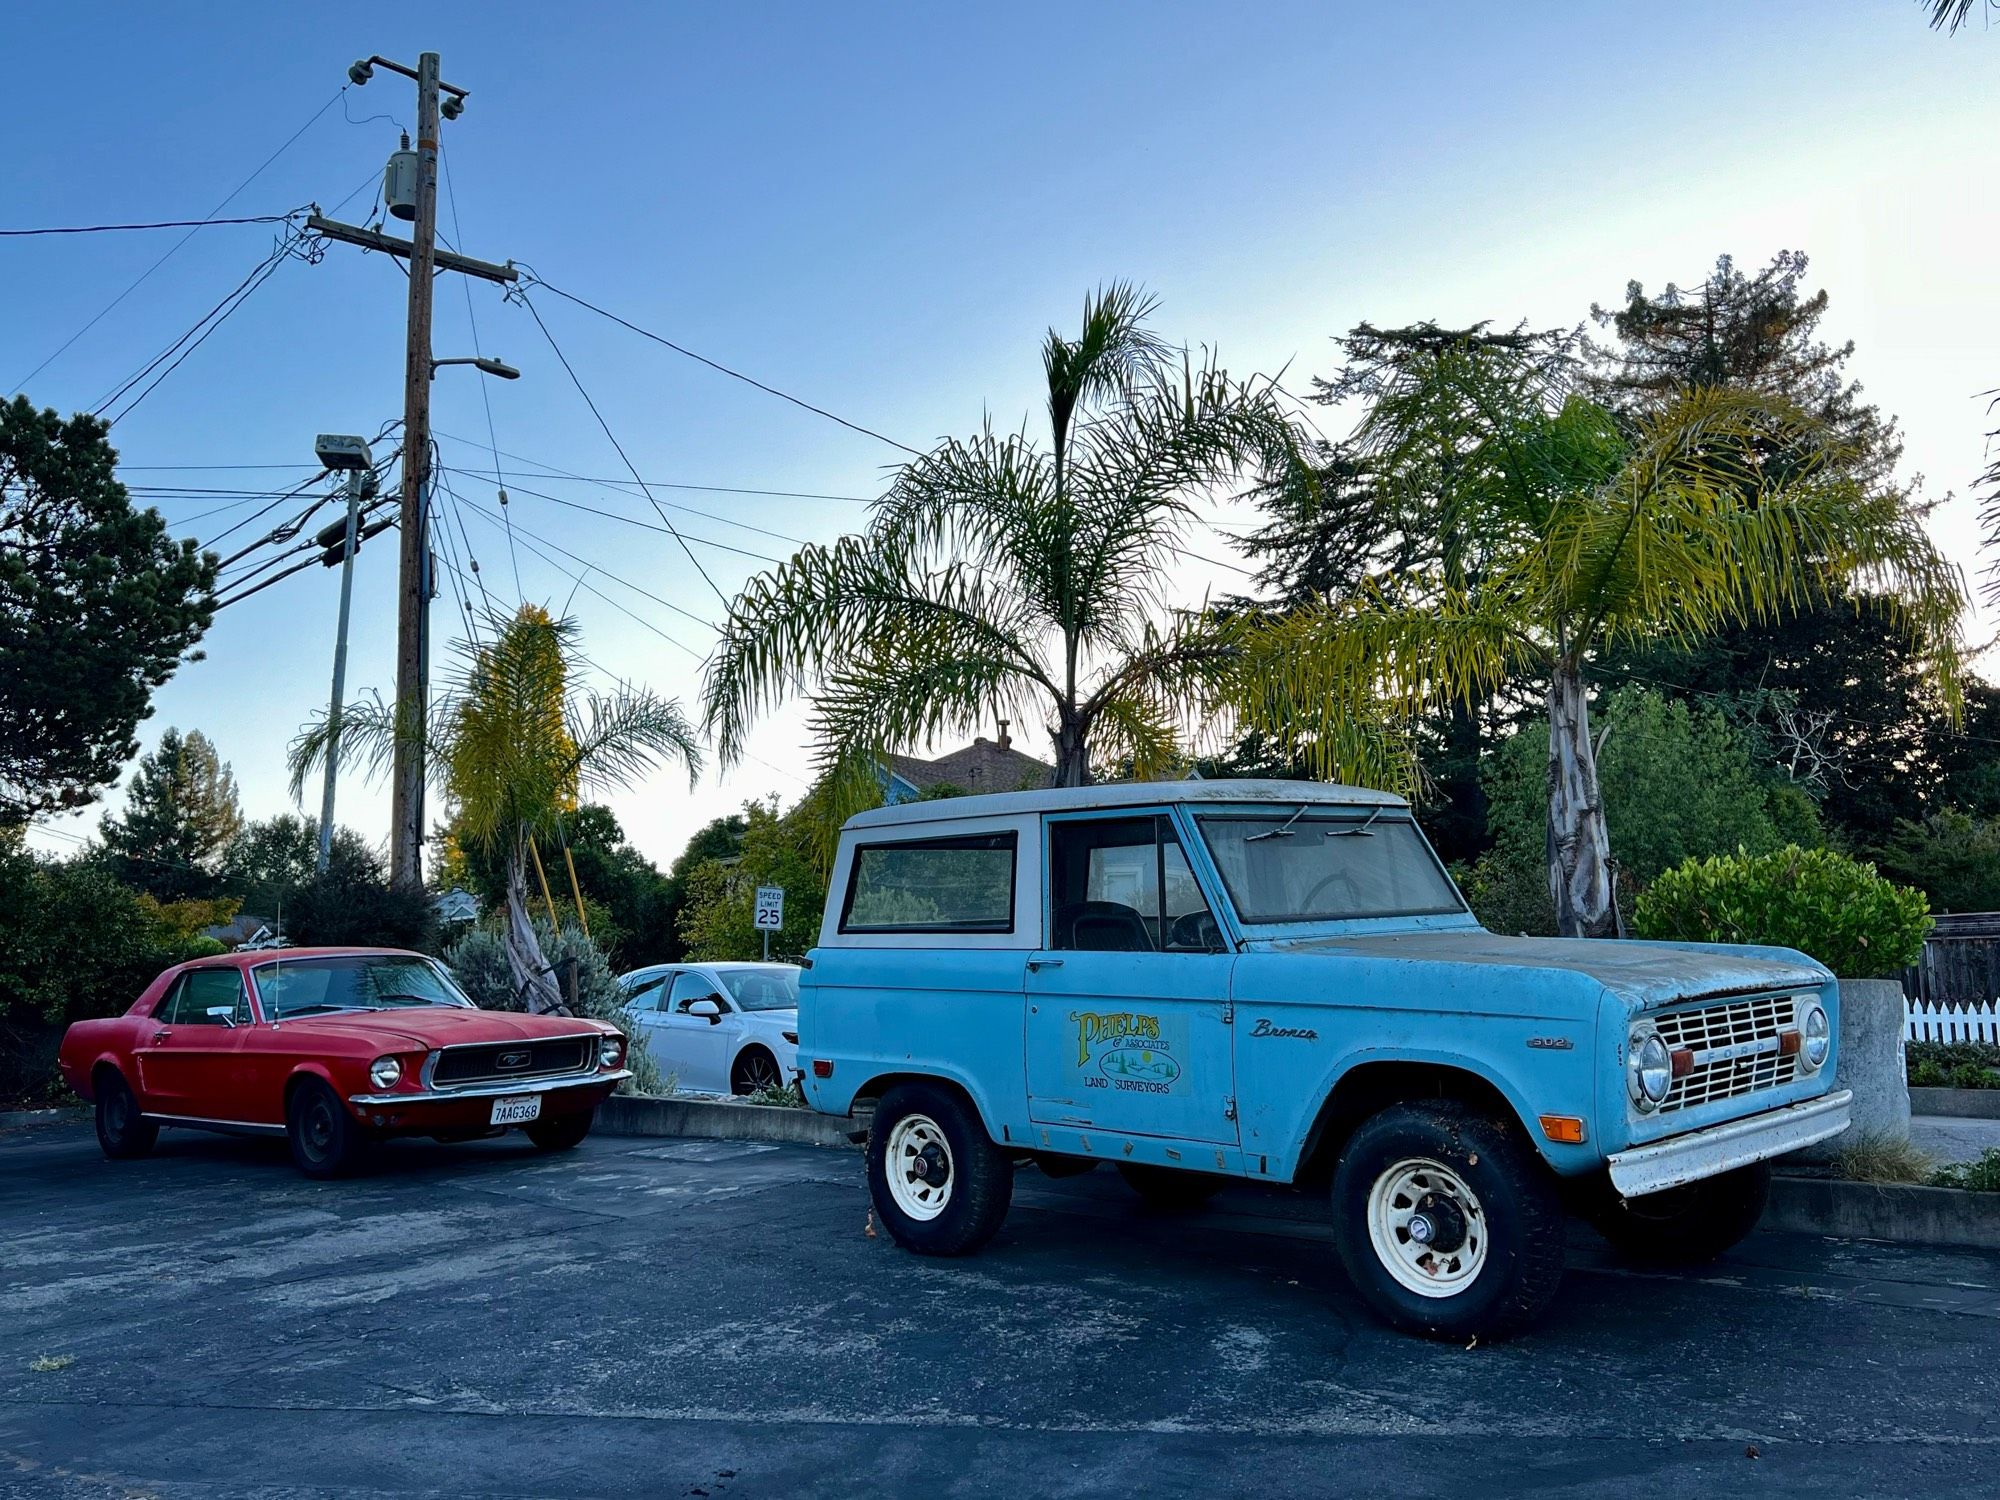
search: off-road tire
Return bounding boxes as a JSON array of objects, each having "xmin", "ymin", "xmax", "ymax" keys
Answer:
[
  {"xmin": 287, "ymin": 1077, "xmax": 364, "ymax": 1179},
  {"xmin": 93, "ymin": 1069, "xmax": 158, "ymax": 1160},
  {"xmin": 1117, "ymin": 1162, "xmax": 1225, "ymax": 1210},
  {"xmin": 524, "ymin": 1108, "xmax": 596, "ymax": 1152},
  {"xmin": 1587, "ymin": 1162, "xmax": 1771, "ymax": 1264},
  {"xmin": 866, "ymin": 1081, "xmax": 1013, "ymax": 1256},
  {"xmin": 1331, "ymin": 1100, "xmax": 1566, "ymax": 1340}
]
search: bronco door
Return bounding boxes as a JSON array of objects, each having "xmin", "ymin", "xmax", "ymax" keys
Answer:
[{"xmin": 1026, "ymin": 812, "xmax": 1238, "ymax": 1146}]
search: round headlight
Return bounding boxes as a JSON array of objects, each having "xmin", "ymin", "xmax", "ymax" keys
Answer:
[
  {"xmin": 369, "ymin": 1056, "xmax": 402, "ymax": 1090},
  {"xmin": 598, "ymin": 1035, "xmax": 625, "ymax": 1069},
  {"xmin": 1800, "ymin": 1003, "xmax": 1830, "ymax": 1072},
  {"xmin": 1628, "ymin": 1031, "xmax": 1671, "ymax": 1110}
]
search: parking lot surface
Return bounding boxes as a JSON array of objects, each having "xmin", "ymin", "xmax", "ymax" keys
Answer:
[{"xmin": 3, "ymin": 1119, "xmax": 1998, "ymax": 1499}]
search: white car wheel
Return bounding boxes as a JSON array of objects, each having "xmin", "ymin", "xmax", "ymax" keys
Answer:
[
  {"xmin": 884, "ymin": 1111, "xmax": 954, "ymax": 1221},
  {"xmin": 1365, "ymin": 1155, "xmax": 1489, "ymax": 1298}
]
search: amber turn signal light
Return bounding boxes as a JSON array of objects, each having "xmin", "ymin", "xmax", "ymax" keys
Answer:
[
  {"xmin": 1538, "ymin": 1114, "xmax": 1586, "ymax": 1145},
  {"xmin": 1669, "ymin": 1047, "xmax": 1696, "ymax": 1079}
]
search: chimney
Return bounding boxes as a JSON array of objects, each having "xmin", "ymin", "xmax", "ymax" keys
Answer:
[{"xmin": 997, "ymin": 719, "xmax": 1012, "ymax": 751}]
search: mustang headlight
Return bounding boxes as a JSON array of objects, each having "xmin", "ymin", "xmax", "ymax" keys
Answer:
[
  {"xmin": 1799, "ymin": 1002, "xmax": 1831, "ymax": 1072},
  {"xmin": 1627, "ymin": 1030, "xmax": 1671, "ymax": 1111},
  {"xmin": 368, "ymin": 1056, "xmax": 403, "ymax": 1090},
  {"xmin": 599, "ymin": 1035, "xmax": 625, "ymax": 1069}
]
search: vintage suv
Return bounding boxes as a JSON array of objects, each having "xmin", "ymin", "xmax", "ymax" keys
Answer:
[{"xmin": 799, "ymin": 780, "xmax": 1851, "ymax": 1339}]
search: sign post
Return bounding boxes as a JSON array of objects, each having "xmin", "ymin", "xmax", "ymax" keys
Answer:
[{"xmin": 754, "ymin": 885, "xmax": 785, "ymax": 961}]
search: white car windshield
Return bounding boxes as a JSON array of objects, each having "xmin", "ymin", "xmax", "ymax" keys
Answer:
[
  {"xmin": 1197, "ymin": 809, "xmax": 1465, "ymax": 924},
  {"xmin": 255, "ymin": 955, "xmax": 475, "ymax": 1018},
  {"xmin": 715, "ymin": 969, "xmax": 799, "ymax": 1011}
]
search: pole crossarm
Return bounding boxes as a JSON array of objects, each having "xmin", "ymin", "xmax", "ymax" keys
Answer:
[{"xmin": 305, "ymin": 214, "xmax": 517, "ymax": 284}]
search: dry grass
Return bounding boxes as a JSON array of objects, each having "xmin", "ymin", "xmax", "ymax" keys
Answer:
[{"xmin": 1833, "ymin": 1133, "xmax": 1937, "ymax": 1185}]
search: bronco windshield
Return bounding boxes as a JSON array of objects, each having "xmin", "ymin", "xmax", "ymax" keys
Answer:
[
  {"xmin": 1197, "ymin": 810, "xmax": 1466, "ymax": 925},
  {"xmin": 253, "ymin": 955, "xmax": 476, "ymax": 1019},
  {"xmin": 716, "ymin": 968, "xmax": 799, "ymax": 1011}
]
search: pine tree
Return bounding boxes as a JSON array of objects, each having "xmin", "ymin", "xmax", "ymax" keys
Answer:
[{"xmin": 98, "ymin": 728, "xmax": 243, "ymax": 900}]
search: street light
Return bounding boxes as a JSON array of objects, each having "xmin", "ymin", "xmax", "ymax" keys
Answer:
[
  {"xmin": 312, "ymin": 435, "xmax": 375, "ymax": 873},
  {"xmin": 430, "ymin": 355, "xmax": 519, "ymax": 380}
]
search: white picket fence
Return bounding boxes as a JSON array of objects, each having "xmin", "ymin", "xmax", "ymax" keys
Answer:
[{"xmin": 1905, "ymin": 998, "xmax": 2000, "ymax": 1045}]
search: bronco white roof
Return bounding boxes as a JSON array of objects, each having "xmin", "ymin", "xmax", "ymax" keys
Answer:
[{"xmin": 843, "ymin": 778, "xmax": 1406, "ymax": 831}]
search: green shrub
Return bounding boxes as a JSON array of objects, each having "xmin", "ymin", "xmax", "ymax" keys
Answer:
[
  {"xmin": 1633, "ymin": 845, "xmax": 1930, "ymax": 977},
  {"xmin": 1932, "ymin": 1149, "xmax": 2000, "ymax": 1192},
  {"xmin": 1906, "ymin": 1040, "xmax": 2000, "ymax": 1089}
]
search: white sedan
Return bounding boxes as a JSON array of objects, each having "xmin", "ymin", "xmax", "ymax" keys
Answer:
[{"xmin": 617, "ymin": 961, "xmax": 801, "ymax": 1097}]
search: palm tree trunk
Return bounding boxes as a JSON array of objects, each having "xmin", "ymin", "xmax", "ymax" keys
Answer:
[
  {"xmin": 506, "ymin": 838, "xmax": 563, "ymax": 1013},
  {"xmin": 1545, "ymin": 664, "xmax": 1616, "ymax": 939},
  {"xmin": 1052, "ymin": 712, "xmax": 1090, "ymax": 788}
]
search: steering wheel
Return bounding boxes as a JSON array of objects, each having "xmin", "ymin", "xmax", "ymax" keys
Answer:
[
  {"xmin": 1300, "ymin": 870, "xmax": 1361, "ymax": 914},
  {"xmin": 1168, "ymin": 910, "xmax": 1222, "ymax": 952}
]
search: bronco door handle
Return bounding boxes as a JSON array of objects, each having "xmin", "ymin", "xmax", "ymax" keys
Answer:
[{"xmin": 1028, "ymin": 958, "xmax": 1064, "ymax": 971}]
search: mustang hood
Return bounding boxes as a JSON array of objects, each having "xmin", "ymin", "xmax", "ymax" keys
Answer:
[
  {"xmin": 273, "ymin": 1008, "xmax": 608, "ymax": 1051},
  {"xmin": 1269, "ymin": 930, "xmax": 1827, "ymax": 1009}
]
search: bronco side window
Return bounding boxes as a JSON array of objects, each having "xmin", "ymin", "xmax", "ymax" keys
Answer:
[
  {"xmin": 1048, "ymin": 816, "xmax": 1221, "ymax": 953},
  {"xmin": 839, "ymin": 832, "xmax": 1017, "ymax": 934}
]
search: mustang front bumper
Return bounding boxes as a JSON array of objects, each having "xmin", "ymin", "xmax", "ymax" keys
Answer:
[
  {"xmin": 347, "ymin": 1068, "xmax": 631, "ymax": 1107},
  {"xmin": 1606, "ymin": 1089, "xmax": 1852, "ymax": 1197}
]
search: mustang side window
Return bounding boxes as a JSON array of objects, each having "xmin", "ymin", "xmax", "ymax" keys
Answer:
[
  {"xmin": 839, "ymin": 832, "xmax": 1017, "ymax": 934},
  {"xmin": 170, "ymin": 968, "xmax": 249, "ymax": 1026},
  {"xmin": 1049, "ymin": 816, "xmax": 1221, "ymax": 953}
]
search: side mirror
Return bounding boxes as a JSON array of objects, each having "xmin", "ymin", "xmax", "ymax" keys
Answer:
[
  {"xmin": 688, "ymin": 999, "xmax": 723, "ymax": 1023},
  {"xmin": 205, "ymin": 1006, "xmax": 239, "ymax": 1028}
]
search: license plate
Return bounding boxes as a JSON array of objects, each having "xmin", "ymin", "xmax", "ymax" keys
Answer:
[{"xmin": 490, "ymin": 1094, "xmax": 542, "ymax": 1125}]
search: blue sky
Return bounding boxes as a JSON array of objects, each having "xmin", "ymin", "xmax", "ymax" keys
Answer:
[{"xmin": 5, "ymin": 2, "xmax": 1996, "ymax": 873}]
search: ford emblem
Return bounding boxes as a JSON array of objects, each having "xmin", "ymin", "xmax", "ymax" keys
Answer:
[{"xmin": 495, "ymin": 1049, "xmax": 531, "ymax": 1070}]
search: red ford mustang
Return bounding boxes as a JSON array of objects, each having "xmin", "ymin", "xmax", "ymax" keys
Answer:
[{"xmin": 57, "ymin": 947, "xmax": 630, "ymax": 1177}]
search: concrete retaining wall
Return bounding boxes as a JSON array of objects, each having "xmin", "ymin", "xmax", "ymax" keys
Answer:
[
  {"xmin": 1767, "ymin": 1175, "xmax": 2000, "ymax": 1250},
  {"xmin": 598, "ymin": 1093, "xmax": 859, "ymax": 1150},
  {"xmin": 1908, "ymin": 1087, "xmax": 2000, "ymax": 1120}
]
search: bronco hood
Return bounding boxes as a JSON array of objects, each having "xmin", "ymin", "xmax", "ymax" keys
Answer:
[
  {"xmin": 271, "ymin": 1008, "xmax": 610, "ymax": 1051},
  {"xmin": 1264, "ymin": 930, "xmax": 1827, "ymax": 1009}
]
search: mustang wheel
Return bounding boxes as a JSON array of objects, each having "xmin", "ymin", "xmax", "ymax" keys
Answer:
[
  {"xmin": 524, "ymin": 1108, "xmax": 596, "ymax": 1152},
  {"xmin": 866, "ymin": 1082, "xmax": 1012, "ymax": 1256},
  {"xmin": 1117, "ymin": 1162, "xmax": 1224, "ymax": 1210},
  {"xmin": 731, "ymin": 1047, "xmax": 783, "ymax": 1096},
  {"xmin": 1587, "ymin": 1162, "xmax": 1771, "ymax": 1264},
  {"xmin": 93, "ymin": 1069, "xmax": 158, "ymax": 1161},
  {"xmin": 1331, "ymin": 1100, "xmax": 1565, "ymax": 1340},
  {"xmin": 287, "ymin": 1077, "xmax": 363, "ymax": 1179}
]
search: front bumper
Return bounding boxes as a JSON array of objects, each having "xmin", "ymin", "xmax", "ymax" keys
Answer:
[
  {"xmin": 347, "ymin": 1068, "xmax": 630, "ymax": 1107},
  {"xmin": 1606, "ymin": 1089, "xmax": 1851, "ymax": 1196}
]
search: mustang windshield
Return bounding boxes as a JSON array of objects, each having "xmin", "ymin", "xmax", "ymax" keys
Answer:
[
  {"xmin": 1197, "ymin": 810, "xmax": 1466, "ymax": 924},
  {"xmin": 255, "ymin": 955, "xmax": 475, "ymax": 1019},
  {"xmin": 717, "ymin": 968, "xmax": 799, "ymax": 1011}
]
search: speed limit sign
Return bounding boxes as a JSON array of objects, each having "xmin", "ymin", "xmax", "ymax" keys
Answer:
[{"xmin": 754, "ymin": 886, "xmax": 785, "ymax": 931}]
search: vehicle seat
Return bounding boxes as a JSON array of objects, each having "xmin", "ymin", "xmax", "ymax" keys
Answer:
[{"xmin": 1056, "ymin": 901, "xmax": 1156, "ymax": 952}]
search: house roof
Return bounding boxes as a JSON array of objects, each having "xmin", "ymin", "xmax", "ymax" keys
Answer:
[
  {"xmin": 844, "ymin": 777, "xmax": 1407, "ymax": 830},
  {"xmin": 882, "ymin": 736, "xmax": 1054, "ymax": 796}
]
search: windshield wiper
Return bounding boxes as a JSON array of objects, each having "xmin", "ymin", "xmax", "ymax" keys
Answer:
[
  {"xmin": 277, "ymin": 1003, "xmax": 366, "ymax": 1018},
  {"xmin": 1325, "ymin": 807, "xmax": 1385, "ymax": 837},
  {"xmin": 1246, "ymin": 804, "xmax": 1310, "ymax": 842}
]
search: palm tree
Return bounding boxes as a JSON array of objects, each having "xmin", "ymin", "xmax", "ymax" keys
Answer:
[
  {"xmin": 290, "ymin": 606, "xmax": 700, "ymax": 1010},
  {"xmin": 1235, "ymin": 348, "xmax": 1965, "ymax": 938},
  {"xmin": 704, "ymin": 284, "xmax": 1327, "ymax": 792}
]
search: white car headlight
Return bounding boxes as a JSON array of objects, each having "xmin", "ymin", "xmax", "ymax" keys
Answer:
[
  {"xmin": 1799, "ymin": 1002, "xmax": 1831, "ymax": 1072},
  {"xmin": 1627, "ymin": 1030, "xmax": 1671, "ymax": 1111},
  {"xmin": 599, "ymin": 1035, "xmax": 625, "ymax": 1069},
  {"xmin": 369, "ymin": 1056, "xmax": 402, "ymax": 1090}
]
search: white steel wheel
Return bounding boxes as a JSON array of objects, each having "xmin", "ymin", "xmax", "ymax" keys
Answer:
[
  {"xmin": 1365, "ymin": 1156, "xmax": 1489, "ymax": 1298},
  {"xmin": 885, "ymin": 1112, "xmax": 955, "ymax": 1221}
]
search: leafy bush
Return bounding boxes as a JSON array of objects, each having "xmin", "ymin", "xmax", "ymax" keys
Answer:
[
  {"xmin": 1451, "ymin": 853, "xmax": 1557, "ymax": 937},
  {"xmin": 1633, "ymin": 845, "xmax": 1930, "ymax": 977},
  {"xmin": 1875, "ymin": 808, "xmax": 2000, "ymax": 915},
  {"xmin": 1907, "ymin": 1040, "xmax": 2000, "ymax": 1089},
  {"xmin": 1932, "ymin": 1149, "xmax": 2000, "ymax": 1193},
  {"xmin": 283, "ymin": 865, "xmax": 438, "ymax": 951}
]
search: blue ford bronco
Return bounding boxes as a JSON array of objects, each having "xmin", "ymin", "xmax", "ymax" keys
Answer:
[{"xmin": 799, "ymin": 780, "xmax": 1850, "ymax": 1338}]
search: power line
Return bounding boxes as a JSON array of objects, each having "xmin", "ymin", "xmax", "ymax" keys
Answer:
[
  {"xmin": 518, "ymin": 273, "xmax": 925, "ymax": 457},
  {"xmin": 0, "ymin": 212, "xmax": 302, "ymax": 238},
  {"xmin": 497, "ymin": 477, "xmax": 794, "ymax": 560},
  {"xmin": 9, "ymin": 84, "xmax": 348, "ymax": 392}
]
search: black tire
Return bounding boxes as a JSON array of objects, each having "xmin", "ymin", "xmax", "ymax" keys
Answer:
[
  {"xmin": 1117, "ymin": 1162, "xmax": 1224, "ymax": 1210},
  {"xmin": 287, "ymin": 1077, "xmax": 364, "ymax": 1179},
  {"xmin": 524, "ymin": 1108, "xmax": 596, "ymax": 1152},
  {"xmin": 866, "ymin": 1081, "xmax": 1013, "ymax": 1256},
  {"xmin": 731, "ymin": 1047, "xmax": 784, "ymax": 1096},
  {"xmin": 1587, "ymin": 1162, "xmax": 1771, "ymax": 1264},
  {"xmin": 93, "ymin": 1069, "xmax": 158, "ymax": 1160},
  {"xmin": 1331, "ymin": 1100, "xmax": 1566, "ymax": 1341}
]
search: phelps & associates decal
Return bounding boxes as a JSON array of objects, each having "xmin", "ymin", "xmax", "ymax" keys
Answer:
[{"xmin": 1071, "ymin": 1010, "xmax": 1185, "ymax": 1094}]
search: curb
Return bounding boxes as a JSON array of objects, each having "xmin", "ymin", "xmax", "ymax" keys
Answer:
[
  {"xmin": 1768, "ymin": 1175, "xmax": 2000, "ymax": 1250},
  {"xmin": 0, "ymin": 1106, "xmax": 88, "ymax": 1130},
  {"xmin": 598, "ymin": 1092, "xmax": 858, "ymax": 1150},
  {"xmin": 1909, "ymin": 1087, "xmax": 2000, "ymax": 1120}
]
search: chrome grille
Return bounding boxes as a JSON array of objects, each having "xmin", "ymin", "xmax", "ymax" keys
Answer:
[
  {"xmin": 431, "ymin": 1036, "xmax": 593, "ymax": 1086},
  {"xmin": 1653, "ymin": 993, "xmax": 1800, "ymax": 1113}
]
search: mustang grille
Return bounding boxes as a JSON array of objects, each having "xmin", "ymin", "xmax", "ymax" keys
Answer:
[
  {"xmin": 432, "ymin": 1037, "xmax": 593, "ymax": 1086},
  {"xmin": 1653, "ymin": 993, "xmax": 1800, "ymax": 1113}
]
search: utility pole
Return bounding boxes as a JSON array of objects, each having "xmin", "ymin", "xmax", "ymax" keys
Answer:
[
  {"xmin": 310, "ymin": 53, "xmax": 518, "ymax": 889},
  {"xmin": 312, "ymin": 436, "xmax": 376, "ymax": 872}
]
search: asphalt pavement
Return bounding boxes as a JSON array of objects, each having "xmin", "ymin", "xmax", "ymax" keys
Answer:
[{"xmin": 3, "ymin": 1118, "xmax": 1998, "ymax": 1499}]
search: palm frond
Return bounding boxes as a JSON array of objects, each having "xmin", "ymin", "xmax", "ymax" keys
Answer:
[{"xmin": 564, "ymin": 690, "xmax": 703, "ymax": 799}]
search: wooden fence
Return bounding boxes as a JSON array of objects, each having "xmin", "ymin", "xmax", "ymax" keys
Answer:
[{"xmin": 1901, "ymin": 911, "xmax": 2000, "ymax": 1008}]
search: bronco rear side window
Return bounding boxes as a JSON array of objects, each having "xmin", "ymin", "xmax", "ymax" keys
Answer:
[{"xmin": 840, "ymin": 832, "xmax": 1017, "ymax": 934}]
